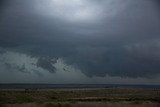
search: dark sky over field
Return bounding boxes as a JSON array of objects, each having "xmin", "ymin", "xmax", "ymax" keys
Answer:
[{"xmin": 0, "ymin": 0, "xmax": 160, "ymax": 84}]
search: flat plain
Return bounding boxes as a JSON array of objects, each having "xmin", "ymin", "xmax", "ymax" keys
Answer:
[{"xmin": 0, "ymin": 88, "xmax": 160, "ymax": 107}]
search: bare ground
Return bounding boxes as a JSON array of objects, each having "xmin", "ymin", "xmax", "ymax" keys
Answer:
[{"xmin": 4, "ymin": 102, "xmax": 160, "ymax": 107}]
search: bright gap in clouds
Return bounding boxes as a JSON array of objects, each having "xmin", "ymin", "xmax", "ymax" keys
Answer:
[
  {"xmin": 35, "ymin": 0, "xmax": 127, "ymax": 23},
  {"xmin": 36, "ymin": 0, "xmax": 99, "ymax": 22}
]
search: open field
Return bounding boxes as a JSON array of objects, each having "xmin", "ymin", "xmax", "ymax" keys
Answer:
[{"xmin": 0, "ymin": 88, "xmax": 160, "ymax": 107}]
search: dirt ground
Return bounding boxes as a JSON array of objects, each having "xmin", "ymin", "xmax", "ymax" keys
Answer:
[{"xmin": 4, "ymin": 102, "xmax": 160, "ymax": 107}]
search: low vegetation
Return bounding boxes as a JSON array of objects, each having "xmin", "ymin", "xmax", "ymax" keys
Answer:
[
  {"xmin": 44, "ymin": 102, "xmax": 72, "ymax": 107},
  {"xmin": 0, "ymin": 88, "xmax": 160, "ymax": 106}
]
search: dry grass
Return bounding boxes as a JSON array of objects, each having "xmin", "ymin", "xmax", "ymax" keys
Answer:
[
  {"xmin": 43, "ymin": 102, "xmax": 72, "ymax": 107},
  {"xmin": 0, "ymin": 88, "xmax": 160, "ymax": 106},
  {"xmin": 5, "ymin": 102, "xmax": 160, "ymax": 107}
]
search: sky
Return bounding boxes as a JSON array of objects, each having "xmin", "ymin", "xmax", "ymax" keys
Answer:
[{"xmin": 0, "ymin": 0, "xmax": 160, "ymax": 84}]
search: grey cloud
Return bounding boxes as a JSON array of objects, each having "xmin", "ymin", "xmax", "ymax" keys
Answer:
[
  {"xmin": 4, "ymin": 62, "xmax": 29, "ymax": 73},
  {"xmin": 0, "ymin": 0, "xmax": 160, "ymax": 81},
  {"xmin": 36, "ymin": 57, "xmax": 57, "ymax": 73},
  {"xmin": 0, "ymin": 0, "xmax": 6, "ymax": 13},
  {"xmin": 32, "ymin": 70, "xmax": 43, "ymax": 77}
]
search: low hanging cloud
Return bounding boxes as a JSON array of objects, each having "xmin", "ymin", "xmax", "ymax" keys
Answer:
[
  {"xmin": 0, "ymin": 50, "xmax": 40, "ymax": 74},
  {"xmin": 63, "ymin": 40, "xmax": 160, "ymax": 78},
  {"xmin": 0, "ymin": 0, "xmax": 160, "ymax": 83},
  {"xmin": 36, "ymin": 57, "xmax": 57, "ymax": 73},
  {"xmin": 0, "ymin": 49, "xmax": 160, "ymax": 84}
]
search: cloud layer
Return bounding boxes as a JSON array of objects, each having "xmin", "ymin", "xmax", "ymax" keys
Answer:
[{"xmin": 0, "ymin": 0, "xmax": 160, "ymax": 83}]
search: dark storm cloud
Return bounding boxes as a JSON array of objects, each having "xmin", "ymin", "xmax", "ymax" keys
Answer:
[
  {"xmin": 36, "ymin": 57, "xmax": 57, "ymax": 73},
  {"xmin": 155, "ymin": 0, "xmax": 160, "ymax": 5},
  {"xmin": 0, "ymin": 0, "xmax": 160, "ymax": 78},
  {"xmin": 0, "ymin": 0, "xmax": 6, "ymax": 10}
]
